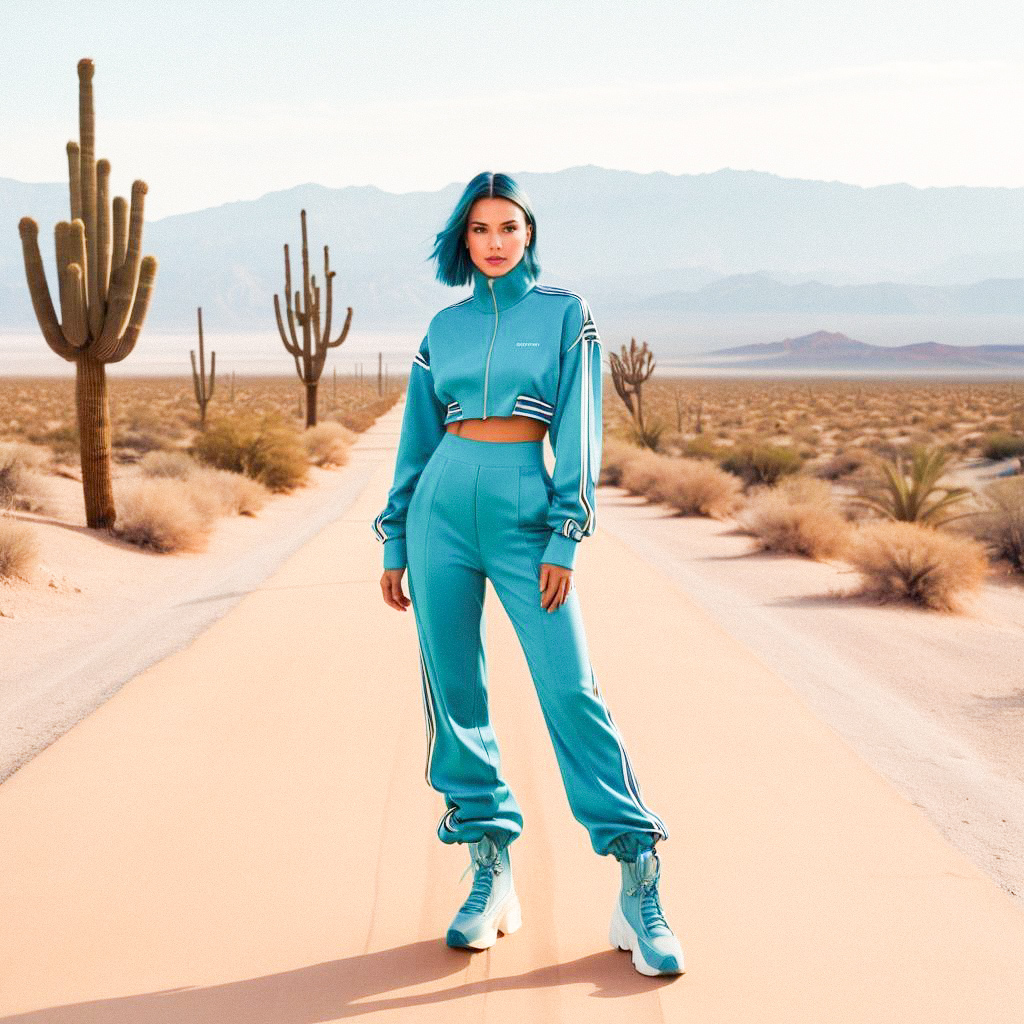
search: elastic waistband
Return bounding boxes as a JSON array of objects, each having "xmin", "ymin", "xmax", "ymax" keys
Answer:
[{"xmin": 437, "ymin": 430, "xmax": 545, "ymax": 468}]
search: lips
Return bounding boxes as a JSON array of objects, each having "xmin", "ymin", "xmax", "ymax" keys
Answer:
[{"xmin": 486, "ymin": 257, "xmax": 505, "ymax": 264}]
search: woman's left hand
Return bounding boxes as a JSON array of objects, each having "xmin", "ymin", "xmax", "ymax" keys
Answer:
[{"xmin": 539, "ymin": 563, "xmax": 573, "ymax": 612}]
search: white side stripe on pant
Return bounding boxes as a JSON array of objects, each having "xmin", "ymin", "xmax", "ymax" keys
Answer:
[
  {"xmin": 440, "ymin": 805, "xmax": 459, "ymax": 833},
  {"xmin": 417, "ymin": 644, "xmax": 438, "ymax": 786},
  {"xmin": 592, "ymin": 669, "xmax": 670, "ymax": 838}
]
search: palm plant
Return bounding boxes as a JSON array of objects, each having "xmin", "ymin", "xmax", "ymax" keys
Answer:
[{"xmin": 850, "ymin": 445, "xmax": 975, "ymax": 526}]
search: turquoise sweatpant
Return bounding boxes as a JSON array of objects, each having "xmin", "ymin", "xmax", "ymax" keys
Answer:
[{"xmin": 405, "ymin": 431, "xmax": 669, "ymax": 860}]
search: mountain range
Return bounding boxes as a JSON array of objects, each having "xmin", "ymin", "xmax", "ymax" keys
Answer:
[{"xmin": 3, "ymin": 164, "xmax": 1024, "ymax": 357}]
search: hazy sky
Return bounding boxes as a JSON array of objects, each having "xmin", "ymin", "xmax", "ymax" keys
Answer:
[{"xmin": 3, "ymin": 0, "xmax": 1022, "ymax": 219}]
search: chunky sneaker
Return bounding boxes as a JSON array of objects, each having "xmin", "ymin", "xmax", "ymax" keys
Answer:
[
  {"xmin": 609, "ymin": 848, "xmax": 685, "ymax": 976},
  {"xmin": 445, "ymin": 834, "xmax": 522, "ymax": 950}
]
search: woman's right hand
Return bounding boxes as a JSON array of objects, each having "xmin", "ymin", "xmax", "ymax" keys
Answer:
[{"xmin": 380, "ymin": 568, "xmax": 411, "ymax": 611}]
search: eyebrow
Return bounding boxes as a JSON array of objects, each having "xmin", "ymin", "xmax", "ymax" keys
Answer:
[{"xmin": 469, "ymin": 219, "xmax": 519, "ymax": 226}]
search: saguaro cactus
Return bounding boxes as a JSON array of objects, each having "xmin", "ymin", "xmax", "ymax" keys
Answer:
[
  {"xmin": 17, "ymin": 58, "xmax": 157, "ymax": 528},
  {"xmin": 273, "ymin": 208, "xmax": 352, "ymax": 427},
  {"xmin": 190, "ymin": 306, "xmax": 216, "ymax": 426}
]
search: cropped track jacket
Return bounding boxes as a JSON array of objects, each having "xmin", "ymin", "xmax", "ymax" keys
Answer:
[{"xmin": 372, "ymin": 255, "xmax": 602, "ymax": 572}]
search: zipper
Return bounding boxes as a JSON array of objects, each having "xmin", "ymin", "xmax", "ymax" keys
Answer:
[{"xmin": 482, "ymin": 276, "xmax": 499, "ymax": 419}]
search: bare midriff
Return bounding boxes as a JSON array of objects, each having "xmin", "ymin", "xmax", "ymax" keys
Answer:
[{"xmin": 446, "ymin": 415, "xmax": 547, "ymax": 442}]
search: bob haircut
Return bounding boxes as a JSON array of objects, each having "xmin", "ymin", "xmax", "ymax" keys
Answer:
[{"xmin": 429, "ymin": 171, "xmax": 541, "ymax": 287}]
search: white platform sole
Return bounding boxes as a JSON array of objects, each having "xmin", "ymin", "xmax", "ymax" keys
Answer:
[{"xmin": 609, "ymin": 900, "xmax": 685, "ymax": 976}]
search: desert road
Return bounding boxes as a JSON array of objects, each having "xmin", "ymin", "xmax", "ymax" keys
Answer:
[{"xmin": 1, "ymin": 404, "xmax": 1023, "ymax": 1023}]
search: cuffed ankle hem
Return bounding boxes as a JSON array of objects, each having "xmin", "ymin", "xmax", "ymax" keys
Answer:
[
  {"xmin": 606, "ymin": 832, "xmax": 659, "ymax": 862},
  {"xmin": 440, "ymin": 825, "xmax": 517, "ymax": 851}
]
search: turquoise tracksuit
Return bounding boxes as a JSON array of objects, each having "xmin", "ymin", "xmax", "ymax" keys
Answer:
[{"xmin": 372, "ymin": 256, "xmax": 669, "ymax": 859}]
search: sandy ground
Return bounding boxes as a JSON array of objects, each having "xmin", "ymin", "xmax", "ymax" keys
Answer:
[
  {"xmin": 597, "ymin": 488, "xmax": 1024, "ymax": 905},
  {"xmin": 1, "ymin": 401, "xmax": 1023, "ymax": 1022},
  {"xmin": 0, "ymin": 449, "xmax": 380, "ymax": 782}
]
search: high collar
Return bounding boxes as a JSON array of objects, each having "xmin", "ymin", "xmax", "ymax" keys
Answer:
[{"xmin": 470, "ymin": 256, "xmax": 535, "ymax": 312}]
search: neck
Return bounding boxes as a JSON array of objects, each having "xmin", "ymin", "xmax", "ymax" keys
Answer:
[{"xmin": 471, "ymin": 256, "xmax": 535, "ymax": 311}]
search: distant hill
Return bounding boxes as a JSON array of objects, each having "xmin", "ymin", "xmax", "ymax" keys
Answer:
[
  {"xmin": 4, "ymin": 164, "xmax": 1024, "ymax": 334},
  {"xmin": 686, "ymin": 330, "xmax": 1024, "ymax": 370},
  {"xmin": 625, "ymin": 274, "xmax": 1024, "ymax": 316}
]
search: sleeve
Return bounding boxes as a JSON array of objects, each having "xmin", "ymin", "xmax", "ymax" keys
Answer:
[
  {"xmin": 371, "ymin": 333, "xmax": 447, "ymax": 570},
  {"xmin": 541, "ymin": 297, "xmax": 603, "ymax": 570}
]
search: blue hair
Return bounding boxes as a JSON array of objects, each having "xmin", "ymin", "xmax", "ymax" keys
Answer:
[{"xmin": 429, "ymin": 171, "xmax": 541, "ymax": 287}]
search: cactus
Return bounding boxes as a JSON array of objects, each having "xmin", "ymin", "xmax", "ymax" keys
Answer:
[
  {"xmin": 609, "ymin": 337, "xmax": 658, "ymax": 447},
  {"xmin": 190, "ymin": 306, "xmax": 216, "ymax": 426},
  {"xmin": 273, "ymin": 208, "xmax": 352, "ymax": 427},
  {"xmin": 17, "ymin": 58, "xmax": 157, "ymax": 529}
]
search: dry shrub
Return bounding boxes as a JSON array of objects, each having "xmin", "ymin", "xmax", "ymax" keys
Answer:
[
  {"xmin": 26, "ymin": 424, "xmax": 79, "ymax": 461},
  {"xmin": 137, "ymin": 451, "xmax": 267, "ymax": 517},
  {"xmin": 657, "ymin": 429, "xmax": 688, "ymax": 455},
  {"xmin": 11, "ymin": 472, "xmax": 56, "ymax": 515},
  {"xmin": 659, "ymin": 457, "xmax": 744, "ymax": 519},
  {"xmin": 845, "ymin": 519, "xmax": 989, "ymax": 611},
  {"xmin": 682, "ymin": 435, "xmax": 725, "ymax": 460},
  {"xmin": 114, "ymin": 404, "xmax": 172, "ymax": 459},
  {"xmin": 190, "ymin": 411, "xmax": 309, "ymax": 492},
  {"xmin": 600, "ymin": 435, "xmax": 638, "ymax": 486},
  {"xmin": 0, "ymin": 442, "xmax": 55, "ymax": 515},
  {"xmin": 188, "ymin": 466, "xmax": 268, "ymax": 517},
  {"xmin": 138, "ymin": 450, "xmax": 200, "ymax": 479},
  {"xmin": 737, "ymin": 475, "xmax": 851, "ymax": 559},
  {"xmin": 0, "ymin": 441, "xmax": 51, "ymax": 509},
  {"xmin": 720, "ymin": 442, "xmax": 803, "ymax": 486},
  {"xmin": 618, "ymin": 449, "xmax": 675, "ymax": 502},
  {"xmin": 814, "ymin": 447, "xmax": 872, "ymax": 481},
  {"xmin": 111, "ymin": 477, "xmax": 216, "ymax": 553},
  {"xmin": 981, "ymin": 432, "xmax": 1024, "ymax": 461},
  {"xmin": 302, "ymin": 421, "xmax": 356, "ymax": 467},
  {"xmin": 960, "ymin": 477, "xmax": 1024, "ymax": 572},
  {"xmin": 625, "ymin": 416, "xmax": 669, "ymax": 451},
  {"xmin": 0, "ymin": 517, "xmax": 38, "ymax": 580},
  {"xmin": 611, "ymin": 443, "xmax": 742, "ymax": 518},
  {"xmin": 333, "ymin": 394, "xmax": 400, "ymax": 433}
]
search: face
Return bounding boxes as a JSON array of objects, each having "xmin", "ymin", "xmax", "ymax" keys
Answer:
[{"xmin": 465, "ymin": 197, "xmax": 533, "ymax": 277}]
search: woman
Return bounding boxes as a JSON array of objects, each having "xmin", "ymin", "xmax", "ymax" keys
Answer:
[{"xmin": 373, "ymin": 171, "xmax": 683, "ymax": 977}]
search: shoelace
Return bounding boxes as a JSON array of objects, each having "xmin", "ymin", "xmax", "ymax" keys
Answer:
[
  {"xmin": 458, "ymin": 840, "xmax": 503, "ymax": 915},
  {"xmin": 630, "ymin": 878, "xmax": 669, "ymax": 932},
  {"xmin": 626, "ymin": 856, "xmax": 670, "ymax": 933}
]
